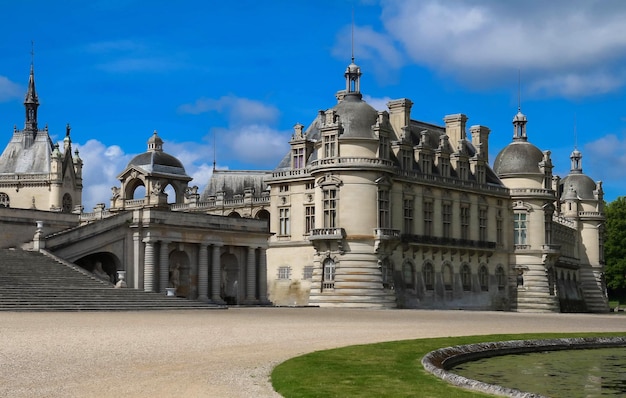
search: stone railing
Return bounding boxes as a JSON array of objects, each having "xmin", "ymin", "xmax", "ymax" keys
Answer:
[
  {"xmin": 309, "ymin": 157, "xmax": 396, "ymax": 171},
  {"xmin": 397, "ymin": 170, "xmax": 509, "ymax": 194},
  {"xmin": 309, "ymin": 227, "xmax": 346, "ymax": 240},
  {"xmin": 510, "ymin": 188, "xmax": 555, "ymax": 197},
  {"xmin": 374, "ymin": 228, "xmax": 401, "ymax": 239},
  {"xmin": 0, "ymin": 173, "xmax": 48, "ymax": 181},
  {"xmin": 401, "ymin": 234, "xmax": 497, "ymax": 250},
  {"xmin": 270, "ymin": 169, "xmax": 310, "ymax": 179}
]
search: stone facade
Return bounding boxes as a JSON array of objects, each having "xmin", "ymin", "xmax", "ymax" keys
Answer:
[{"xmin": 0, "ymin": 60, "xmax": 608, "ymax": 312}]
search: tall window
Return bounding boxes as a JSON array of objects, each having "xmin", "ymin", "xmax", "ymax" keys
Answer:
[
  {"xmin": 458, "ymin": 161, "xmax": 468, "ymax": 180},
  {"xmin": 496, "ymin": 266, "xmax": 506, "ymax": 290},
  {"xmin": 440, "ymin": 159, "xmax": 450, "ymax": 177},
  {"xmin": 323, "ymin": 134, "xmax": 337, "ymax": 158},
  {"xmin": 279, "ymin": 208, "xmax": 290, "ymax": 236},
  {"xmin": 475, "ymin": 164, "xmax": 485, "ymax": 184},
  {"xmin": 381, "ymin": 258, "xmax": 393, "ymax": 289},
  {"xmin": 514, "ymin": 213, "xmax": 527, "ymax": 245},
  {"xmin": 378, "ymin": 189, "xmax": 390, "ymax": 228},
  {"xmin": 304, "ymin": 205, "xmax": 315, "ymax": 234},
  {"xmin": 322, "ymin": 258, "xmax": 335, "ymax": 290},
  {"xmin": 478, "ymin": 265, "xmax": 489, "ymax": 291},
  {"xmin": 460, "ymin": 264, "xmax": 471, "ymax": 291},
  {"xmin": 479, "ymin": 208, "xmax": 488, "ymax": 241},
  {"xmin": 401, "ymin": 149, "xmax": 412, "ymax": 170},
  {"xmin": 420, "ymin": 155, "xmax": 431, "ymax": 174},
  {"xmin": 460, "ymin": 206, "xmax": 470, "ymax": 240},
  {"xmin": 379, "ymin": 134, "xmax": 390, "ymax": 160},
  {"xmin": 442, "ymin": 203, "xmax": 452, "ymax": 239},
  {"xmin": 423, "ymin": 200, "xmax": 433, "ymax": 236},
  {"xmin": 292, "ymin": 147, "xmax": 304, "ymax": 169},
  {"xmin": 423, "ymin": 263, "xmax": 434, "ymax": 291},
  {"xmin": 496, "ymin": 210, "xmax": 503, "ymax": 246},
  {"xmin": 62, "ymin": 193, "xmax": 73, "ymax": 213},
  {"xmin": 403, "ymin": 261, "xmax": 415, "ymax": 288},
  {"xmin": 443, "ymin": 264, "xmax": 453, "ymax": 291},
  {"xmin": 323, "ymin": 189, "xmax": 337, "ymax": 228},
  {"xmin": 403, "ymin": 198, "xmax": 414, "ymax": 234}
]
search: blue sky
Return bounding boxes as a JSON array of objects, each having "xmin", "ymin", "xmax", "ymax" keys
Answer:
[{"xmin": 0, "ymin": 0, "xmax": 624, "ymax": 210}]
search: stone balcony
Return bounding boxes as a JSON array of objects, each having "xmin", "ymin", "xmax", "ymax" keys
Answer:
[{"xmin": 308, "ymin": 227, "xmax": 346, "ymax": 241}]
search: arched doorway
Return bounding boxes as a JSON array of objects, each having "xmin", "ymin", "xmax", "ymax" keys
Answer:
[
  {"xmin": 169, "ymin": 250, "xmax": 191, "ymax": 297},
  {"xmin": 221, "ymin": 253, "xmax": 240, "ymax": 305},
  {"xmin": 75, "ymin": 252, "xmax": 122, "ymax": 283}
]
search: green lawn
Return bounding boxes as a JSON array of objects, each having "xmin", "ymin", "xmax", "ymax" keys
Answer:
[{"xmin": 271, "ymin": 332, "xmax": 625, "ymax": 398}]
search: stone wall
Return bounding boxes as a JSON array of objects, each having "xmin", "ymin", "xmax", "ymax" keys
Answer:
[{"xmin": 0, "ymin": 207, "xmax": 79, "ymax": 249}]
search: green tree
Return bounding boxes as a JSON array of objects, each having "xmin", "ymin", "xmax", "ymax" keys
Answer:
[{"xmin": 604, "ymin": 196, "xmax": 626, "ymax": 301}]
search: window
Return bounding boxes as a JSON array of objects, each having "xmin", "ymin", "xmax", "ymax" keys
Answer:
[
  {"xmin": 496, "ymin": 266, "xmax": 506, "ymax": 290},
  {"xmin": 460, "ymin": 206, "xmax": 470, "ymax": 240},
  {"xmin": 381, "ymin": 258, "xmax": 393, "ymax": 289},
  {"xmin": 292, "ymin": 147, "xmax": 304, "ymax": 169},
  {"xmin": 423, "ymin": 263, "xmax": 434, "ymax": 291},
  {"xmin": 305, "ymin": 182, "xmax": 315, "ymax": 190},
  {"xmin": 423, "ymin": 200, "xmax": 433, "ymax": 236},
  {"xmin": 442, "ymin": 203, "xmax": 452, "ymax": 239},
  {"xmin": 278, "ymin": 266, "xmax": 291, "ymax": 280},
  {"xmin": 323, "ymin": 189, "xmax": 337, "ymax": 228},
  {"xmin": 303, "ymin": 266, "xmax": 314, "ymax": 280},
  {"xmin": 378, "ymin": 189, "xmax": 390, "ymax": 228},
  {"xmin": 420, "ymin": 155, "xmax": 431, "ymax": 174},
  {"xmin": 304, "ymin": 205, "xmax": 315, "ymax": 234},
  {"xmin": 478, "ymin": 265, "xmax": 489, "ymax": 292},
  {"xmin": 479, "ymin": 208, "xmax": 488, "ymax": 241},
  {"xmin": 403, "ymin": 198, "xmax": 414, "ymax": 234},
  {"xmin": 401, "ymin": 149, "xmax": 412, "ymax": 170},
  {"xmin": 379, "ymin": 134, "xmax": 390, "ymax": 159},
  {"xmin": 323, "ymin": 133, "xmax": 337, "ymax": 158},
  {"xmin": 279, "ymin": 208, "xmax": 290, "ymax": 236},
  {"xmin": 322, "ymin": 258, "xmax": 335, "ymax": 290},
  {"xmin": 514, "ymin": 213, "xmax": 527, "ymax": 245},
  {"xmin": 475, "ymin": 164, "xmax": 485, "ymax": 184},
  {"xmin": 440, "ymin": 158, "xmax": 450, "ymax": 178},
  {"xmin": 62, "ymin": 193, "xmax": 73, "ymax": 213},
  {"xmin": 496, "ymin": 210, "xmax": 503, "ymax": 246},
  {"xmin": 403, "ymin": 262, "xmax": 415, "ymax": 288},
  {"xmin": 460, "ymin": 265, "xmax": 471, "ymax": 291},
  {"xmin": 443, "ymin": 264, "xmax": 453, "ymax": 291},
  {"xmin": 0, "ymin": 192, "xmax": 9, "ymax": 208},
  {"xmin": 279, "ymin": 185, "xmax": 289, "ymax": 192},
  {"xmin": 458, "ymin": 161, "xmax": 468, "ymax": 180}
]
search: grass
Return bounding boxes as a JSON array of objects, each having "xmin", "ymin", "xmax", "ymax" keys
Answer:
[{"xmin": 271, "ymin": 332, "xmax": 626, "ymax": 398}]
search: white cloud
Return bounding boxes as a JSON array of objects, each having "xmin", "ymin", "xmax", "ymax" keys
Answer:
[
  {"xmin": 0, "ymin": 76, "xmax": 22, "ymax": 102},
  {"xmin": 376, "ymin": 0, "xmax": 626, "ymax": 98},
  {"xmin": 581, "ymin": 132, "xmax": 626, "ymax": 201},
  {"xmin": 178, "ymin": 95, "xmax": 280, "ymax": 126},
  {"xmin": 222, "ymin": 124, "xmax": 290, "ymax": 167},
  {"xmin": 363, "ymin": 95, "xmax": 393, "ymax": 111}
]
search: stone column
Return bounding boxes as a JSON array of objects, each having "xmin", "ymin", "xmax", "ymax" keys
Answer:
[
  {"xmin": 143, "ymin": 239, "xmax": 155, "ymax": 292},
  {"xmin": 211, "ymin": 244, "xmax": 225, "ymax": 304},
  {"xmin": 245, "ymin": 246, "xmax": 257, "ymax": 303},
  {"xmin": 159, "ymin": 240, "xmax": 170, "ymax": 293},
  {"xmin": 197, "ymin": 243, "xmax": 209, "ymax": 302},
  {"xmin": 258, "ymin": 247, "xmax": 269, "ymax": 304}
]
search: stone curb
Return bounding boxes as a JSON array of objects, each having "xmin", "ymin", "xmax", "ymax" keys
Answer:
[{"xmin": 421, "ymin": 336, "xmax": 626, "ymax": 397}]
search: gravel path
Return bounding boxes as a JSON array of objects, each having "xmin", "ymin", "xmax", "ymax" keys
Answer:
[{"xmin": 1, "ymin": 308, "xmax": 624, "ymax": 397}]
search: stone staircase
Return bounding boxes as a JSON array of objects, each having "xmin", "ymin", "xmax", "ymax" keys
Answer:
[{"xmin": 0, "ymin": 248, "xmax": 224, "ymax": 311}]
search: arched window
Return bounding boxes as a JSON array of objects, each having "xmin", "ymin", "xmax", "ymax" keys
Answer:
[
  {"xmin": 460, "ymin": 264, "xmax": 471, "ymax": 291},
  {"xmin": 478, "ymin": 265, "xmax": 489, "ymax": 292},
  {"xmin": 495, "ymin": 266, "xmax": 506, "ymax": 291},
  {"xmin": 62, "ymin": 193, "xmax": 73, "ymax": 213},
  {"xmin": 322, "ymin": 258, "xmax": 335, "ymax": 291},
  {"xmin": 423, "ymin": 262, "xmax": 434, "ymax": 291},
  {"xmin": 381, "ymin": 258, "xmax": 393, "ymax": 289},
  {"xmin": 228, "ymin": 211, "xmax": 241, "ymax": 218},
  {"xmin": 402, "ymin": 261, "xmax": 415, "ymax": 289},
  {"xmin": 0, "ymin": 192, "xmax": 9, "ymax": 208},
  {"xmin": 442, "ymin": 263, "xmax": 453, "ymax": 291}
]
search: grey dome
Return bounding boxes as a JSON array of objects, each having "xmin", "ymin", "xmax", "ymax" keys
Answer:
[
  {"xmin": 333, "ymin": 94, "xmax": 378, "ymax": 139},
  {"xmin": 560, "ymin": 174, "xmax": 597, "ymax": 200},
  {"xmin": 127, "ymin": 151, "xmax": 188, "ymax": 176},
  {"xmin": 493, "ymin": 141, "xmax": 544, "ymax": 176}
]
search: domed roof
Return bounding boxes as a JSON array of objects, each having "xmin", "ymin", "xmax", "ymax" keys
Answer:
[
  {"xmin": 332, "ymin": 94, "xmax": 378, "ymax": 139},
  {"xmin": 126, "ymin": 131, "xmax": 189, "ymax": 177},
  {"xmin": 493, "ymin": 141, "xmax": 544, "ymax": 176},
  {"xmin": 560, "ymin": 173, "xmax": 597, "ymax": 200}
]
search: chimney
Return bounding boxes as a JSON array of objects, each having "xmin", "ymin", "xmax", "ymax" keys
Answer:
[
  {"xmin": 387, "ymin": 99, "xmax": 413, "ymax": 140},
  {"xmin": 444, "ymin": 114, "xmax": 467, "ymax": 146},
  {"xmin": 470, "ymin": 125, "xmax": 491, "ymax": 163}
]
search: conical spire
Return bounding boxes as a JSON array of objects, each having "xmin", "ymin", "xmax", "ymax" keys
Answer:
[{"xmin": 24, "ymin": 61, "xmax": 39, "ymax": 132}]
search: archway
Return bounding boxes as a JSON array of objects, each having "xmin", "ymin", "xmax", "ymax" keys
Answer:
[
  {"xmin": 169, "ymin": 250, "xmax": 191, "ymax": 297},
  {"xmin": 221, "ymin": 253, "xmax": 240, "ymax": 305},
  {"xmin": 75, "ymin": 252, "xmax": 122, "ymax": 283},
  {"xmin": 255, "ymin": 209, "xmax": 270, "ymax": 231}
]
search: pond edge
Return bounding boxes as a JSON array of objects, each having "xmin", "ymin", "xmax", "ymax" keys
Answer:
[{"xmin": 421, "ymin": 336, "xmax": 626, "ymax": 398}]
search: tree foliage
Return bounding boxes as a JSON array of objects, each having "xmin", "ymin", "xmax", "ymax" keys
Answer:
[{"xmin": 604, "ymin": 196, "xmax": 626, "ymax": 297}]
